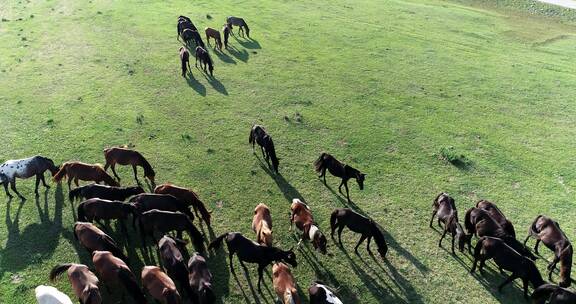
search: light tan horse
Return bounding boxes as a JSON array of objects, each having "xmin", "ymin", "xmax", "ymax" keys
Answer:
[
  {"xmin": 252, "ymin": 203, "xmax": 273, "ymax": 246},
  {"xmin": 141, "ymin": 266, "xmax": 181, "ymax": 304},
  {"xmin": 272, "ymin": 262, "xmax": 301, "ymax": 304}
]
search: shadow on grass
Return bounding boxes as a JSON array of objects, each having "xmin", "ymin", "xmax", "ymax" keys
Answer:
[
  {"xmin": 186, "ymin": 73, "xmax": 206, "ymax": 96},
  {"xmin": 233, "ymin": 36, "xmax": 262, "ymax": 49},
  {"xmin": 205, "ymin": 74, "xmax": 228, "ymax": 95},
  {"xmin": 227, "ymin": 45, "xmax": 249, "ymax": 62},
  {"xmin": 258, "ymin": 160, "xmax": 306, "ymax": 203},
  {"xmin": 214, "ymin": 49, "xmax": 237, "ymax": 64}
]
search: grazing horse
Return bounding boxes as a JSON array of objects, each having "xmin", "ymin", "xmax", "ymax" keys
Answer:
[
  {"xmin": 208, "ymin": 232, "xmax": 297, "ymax": 291},
  {"xmin": 226, "ymin": 16, "xmax": 250, "ymax": 38},
  {"xmin": 0, "ymin": 155, "xmax": 59, "ymax": 199},
  {"xmin": 464, "ymin": 207, "xmax": 535, "ymax": 260},
  {"xmin": 330, "ymin": 208, "xmax": 388, "ymax": 260},
  {"xmin": 177, "ymin": 16, "xmax": 197, "ymax": 40},
  {"xmin": 129, "ymin": 193, "xmax": 194, "ymax": 222},
  {"xmin": 195, "ymin": 46, "xmax": 213, "ymax": 76},
  {"xmin": 104, "ymin": 147, "xmax": 155, "ymax": 185},
  {"xmin": 476, "ymin": 199, "xmax": 516, "ymax": 237},
  {"xmin": 179, "ymin": 47, "xmax": 191, "ymax": 77},
  {"xmin": 205, "ymin": 27, "xmax": 222, "ymax": 51},
  {"xmin": 252, "ymin": 203, "xmax": 273, "ymax": 247},
  {"xmin": 471, "ymin": 236, "xmax": 544, "ymax": 298},
  {"xmin": 430, "ymin": 193, "xmax": 471, "ymax": 254},
  {"xmin": 49, "ymin": 263, "xmax": 102, "ymax": 304},
  {"xmin": 77, "ymin": 198, "xmax": 136, "ymax": 233},
  {"xmin": 314, "ymin": 152, "xmax": 365, "ymax": 203},
  {"xmin": 182, "ymin": 29, "xmax": 205, "ymax": 48},
  {"xmin": 532, "ymin": 283, "xmax": 576, "ymax": 304},
  {"xmin": 53, "ymin": 161, "xmax": 119, "ymax": 189},
  {"xmin": 272, "ymin": 263, "xmax": 301, "ymax": 304},
  {"xmin": 158, "ymin": 236, "xmax": 195, "ymax": 299},
  {"xmin": 154, "ymin": 183, "xmax": 212, "ymax": 225},
  {"xmin": 138, "ymin": 209, "xmax": 204, "ymax": 252},
  {"xmin": 524, "ymin": 215, "xmax": 573, "ymax": 287},
  {"xmin": 188, "ymin": 252, "xmax": 216, "ymax": 304},
  {"xmin": 309, "ymin": 281, "xmax": 343, "ymax": 304},
  {"xmin": 73, "ymin": 222, "xmax": 129, "ymax": 262},
  {"xmin": 69, "ymin": 183, "xmax": 144, "ymax": 201},
  {"xmin": 249, "ymin": 125, "xmax": 279, "ymax": 173},
  {"xmin": 290, "ymin": 199, "xmax": 327, "ymax": 254},
  {"xmin": 91, "ymin": 251, "xmax": 147, "ymax": 304},
  {"xmin": 35, "ymin": 285, "xmax": 73, "ymax": 304},
  {"xmin": 222, "ymin": 24, "xmax": 230, "ymax": 49},
  {"xmin": 141, "ymin": 266, "xmax": 181, "ymax": 304}
]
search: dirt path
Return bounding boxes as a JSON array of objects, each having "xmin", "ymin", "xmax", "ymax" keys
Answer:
[{"xmin": 537, "ymin": 0, "xmax": 576, "ymax": 9}]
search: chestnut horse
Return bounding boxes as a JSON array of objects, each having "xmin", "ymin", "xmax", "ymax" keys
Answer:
[
  {"xmin": 50, "ymin": 263, "xmax": 102, "ymax": 304},
  {"xmin": 476, "ymin": 199, "xmax": 516, "ymax": 237},
  {"xmin": 69, "ymin": 183, "xmax": 144, "ymax": 201},
  {"xmin": 290, "ymin": 199, "xmax": 327, "ymax": 254},
  {"xmin": 0, "ymin": 155, "xmax": 59, "ymax": 199},
  {"xmin": 154, "ymin": 183, "xmax": 212, "ymax": 225},
  {"xmin": 92, "ymin": 250, "xmax": 147, "ymax": 304},
  {"xmin": 273, "ymin": 263, "xmax": 301, "ymax": 304},
  {"xmin": 188, "ymin": 252, "xmax": 216, "ymax": 304},
  {"xmin": 205, "ymin": 27, "xmax": 222, "ymax": 51},
  {"xmin": 314, "ymin": 152, "xmax": 365, "ymax": 203},
  {"xmin": 252, "ymin": 203, "xmax": 273, "ymax": 247},
  {"xmin": 524, "ymin": 215, "xmax": 573, "ymax": 287},
  {"xmin": 430, "ymin": 193, "xmax": 471, "ymax": 254},
  {"xmin": 141, "ymin": 266, "xmax": 181, "ymax": 304},
  {"xmin": 330, "ymin": 208, "xmax": 387, "ymax": 260},
  {"xmin": 179, "ymin": 46, "xmax": 191, "ymax": 77},
  {"xmin": 103, "ymin": 147, "xmax": 155, "ymax": 185},
  {"xmin": 53, "ymin": 161, "xmax": 119, "ymax": 189},
  {"xmin": 74, "ymin": 222, "xmax": 128, "ymax": 262}
]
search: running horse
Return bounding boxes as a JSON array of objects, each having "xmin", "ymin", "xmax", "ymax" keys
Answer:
[
  {"xmin": 226, "ymin": 16, "xmax": 250, "ymax": 38},
  {"xmin": 53, "ymin": 161, "xmax": 119, "ymax": 190},
  {"xmin": 103, "ymin": 147, "xmax": 155, "ymax": 186},
  {"xmin": 0, "ymin": 155, "xmax": 59, "ymax": 199}
]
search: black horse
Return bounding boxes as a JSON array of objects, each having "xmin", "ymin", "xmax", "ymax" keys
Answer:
[
  {"xmin": 249, "ymin": 124, "xmax": 279, "ymax": 173},
  {"xmin": 195, "ymin": 46, "xmax": 213, "ymax": 76},
  {"xmin": 330, "ymin": 208, "xmax": 387, "ymax": 260},
  {"xmin": 0, "ymin": 155, "xmax": 59, "ymax": 199},
  {"xmin": 226, "ymin": 16, "xmax": 250, "ymax": 38},
  {"xmin": 69, "ymin": 183, "xmax": 144, "ymax": 201},
  {"xmin": 138, "ymin": 209, "xmax": 204, "ymax": 253},
  {"xmin": 182, "ymin": 29, "xmax": 205, "ymax": 49},
  {"xmin": 158, "ymin": 235, "xmax": 195, "ymax": 299},
  {"xmin": 222, "ymin": 24, "xmax": 230, "ymax": 49},
  {"xmin": 208, "ymin": 232, "xmax": 297, "ymax": 291},
  {"xmin": 129, "ymin": 193, "xmax": 195, "ymax": 223},
  {"xmin": 314, "ymin": 152, "xmax": 365, "ymax": 202},
  {"xmin": 177, "ymin": 16, "xmax": 197, "ymax": 40},
  {"xmin": 532, "ymin": 283, "xmax": 576, "ymax": 303}
]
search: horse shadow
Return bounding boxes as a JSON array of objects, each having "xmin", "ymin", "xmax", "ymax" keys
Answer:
[
  {"xmin": 227, "ymin": 45, "xmax": 249, "ymax": 62},
  {"xmin": 258, "ymin": 161, "xmax": 306, "ymax": 203},
  {"xmin": 214, "ymin": 50, "xmax": 236, "ymax": 64},
  {"xmin": 323, "ymin": 181, "xmax": 363, "ymax": 213},
  {"xmin": 468, "ymin": 263, "xmax": 526, "ymax": 301},
  {"xmin": 382, "ymin": 229, "xmax": 429, "ymax": 274},
  {"xmin": 205, "ymin": 74, "xmax": 228, "ymax": 95},
  {"xmin": 206, "ymin": 241, "xmax": 231, "ymax": 304},
  {"xmin": 186, "ymin": 73, "xmax": 207, "ymax": 96},
  {"xmin": 234, "ymin": 36, "xmax": 261, "ymax": 49}
]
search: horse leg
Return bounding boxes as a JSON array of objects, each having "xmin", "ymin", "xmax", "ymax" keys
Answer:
[
  {"xmin": 354, "ymin": 235, "xmax": 368, "ymax": 256},
  {"xmin": 366, "ymin": 236, "xmax": 373, "ymax": 255},
  {"xmin": 74, "ymin": 178, "xmax": 79, "ymax": 187},
  {"xmin": 344, "ymin": 181, "xmax": 351, "ymax": 202},
  {"xmin": 2, "ymin": 181, "xmax": 12, "ymax": 198},
  {"xmin": 35, "ymin": 175, "xmax": 41, "ymax": 195},
  {"xmin": 10, "ymin": 180, "xmax": 24, "ymax": 199},
  {"xmin": 522, "ymin": 278, "xmax": 529, "ymax": 299},
  {"xmin": 40, "ymin": 173, "xmax": 50, "ymax": 188},
  {"xmin": 338, "ymin": 180, "xmax": 345, "ymax": 195},
  {"xmin": 523, "ymin": 234, "xmax": 531, "ymax": 246},
  {"xmin": 110, "ymin": 164, "xmax": 121, "ymax": 181},
  {"xmin": 534, "ymin": 239, "xmax": 541, "ymax": 255},
  {"xmin": 132, "ymin": 165, "xmax": 140, "ymax": 185},
  {"xmin": 337, "ymin": 226, "xmax": 345, "ymax": 246},
  {"xmin": 429, "ymin": 210, "xmax": 437, "ymax": 228},
  {"xmin": 195, "ymin": 55, "xmax": 199, "ymax": 68},
  {"xmin": 498, "ymin": 273, "xmax": 519, "ymax": 292},
  {"xmin": 257, "ymin": 264, "xmax": 265, "ymax": 292},
  {"xmin": 438, "ymin": 229, "xmax": 448, "ymax": 248},
  {"xmin": 67, "ymin": 177, "xmax": 72, "ymax": 190},
  {"xmin": 228, "ymin": 252, "xmax": 235, "ymax": 274},
  {"xmin": 260, "ymin": 146, "xmax": 267, "ymax": 162},
  {"xmin": 451, "ymin": 232, "xmax": 456, "ymax": 254}
]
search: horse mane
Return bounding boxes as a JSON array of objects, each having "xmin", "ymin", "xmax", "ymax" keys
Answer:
[
  {"xmin": 369, "ymin": 222, "xmax": 387, "ymax": 251},
  {"xmin": 137, "ymin": 153, "xmax": 155, "ymax": 176}
]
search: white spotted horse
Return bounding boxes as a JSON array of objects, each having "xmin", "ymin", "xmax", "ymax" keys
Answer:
[{"xmin": 0, "ymin": 155, "xmax": 59, "ymax": 199}]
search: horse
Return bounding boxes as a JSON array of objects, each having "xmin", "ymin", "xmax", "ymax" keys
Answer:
[
  {"xmin": 249, "ymin": 125, "xmax": 279, "ymax": 173},
  {"xmin": 476, "ymin": 199, "xmax": 516, "ymax": 237},
  {"xmin": 330, "ymin": 208, "xmax": 387, "ymax": 260},
  {"xmin": 314, "ymin": 152, "xmax": 365, "ymax": 203},
  {"xmin": 182, "ymin": 29, "xmax": 205, "ymax": 49},
  {"xmin": 53, "ymin": 161, "xmax": 119, "ymax": 189},
  {"xmin": 464, "ymin": 207, "xmax": 535, "ymax": 260},
  {"xmin": 73, "ymin": 222, "xmax": 129, "ymax": 263},
  {"xmin": 195, "ymin": 46, "xmax": 213, "ymax": 77},
  {"xmin": 69, "ymin": 183, "xmax": 144, "ymax": 201},
  {"xmin": 252, "ymin": 203, "xmax": 273, "ymax": 247},
  {"xmin": 154, "ymin": 183, "xmax": 212, "ymax": 225},
  {"xmin": 471, "ymin": 236, "xmax": 544, "ymax": 298},
  {"xmin": 309, "ymin": 281, "xmax": 343, "ymax": 304},
  {"xmin": 290, "ymin": 199, "xmax": 327, "ymax": 254},
  {"xmin": 188, "ymin": 252, "xmax": 216, "ymax": 304},
  {"xmin": 91, "ymin": 251, "xmax": 147, "ymax": 304},
  {"xmin": 49, "ymin": 263, "xmax": 102, "ymax": 304},
  {"xmin": 430, "ymin": 193, "xmax": 471, "ymax": 254},
  {"xmin": 532, "ymin": 283, "xmax": 576, "ymax": 304},
  {"xmin": 179, "ymin": 47, "xmax": 191, "ymax": 77},
  {"xmin": 177, "ymin": 17, "xmax": 197, "ymax": 40},
  {"xmin": 103, "ymin": 147, "xmax": 155, "ymax": 185},
  {"xmin": 524, "ymin": 215, "xmax": 573, "ymax": 287},
  {"xmin": 0, "ymin": 155, "xmax": 59, "ymax": 199},
  {"xmin": 158, "ymin": 236, "xmax": 195, "ymax": 299},
  {"xmin": 208, "ymin": 232, "xmax": 297, "ymax": 291},
  {"xmin": 138, "ymin": 209, "xmax": 204, "ymax": 252},
  {"xmin": 77, "ymin": 198, "xmax": 136, "ymax": 234},
  {"xmin": 272, "ymin": 263, "xmax": 301, "ymax": 304},
  {"xmin": 226, "ymin": 16, "xmax": 250, "ymax": 38},
  {"xmin": 35, "ymin": 285, "xmax": 73, "ymax": 304},
  {"xmin": 141, "ymin": 266, "xmax": 181, "ymax": 304},
  {"xmin": 205, "ymin": 27, "xmax": 222, "ymax": 51},
  {"xmin": 222, "ymin": 24, "xmax": 230, "ymax": 49},
  {"xmin": 129, "ymin": 193, "xmax": 194, "ymax": 223}
]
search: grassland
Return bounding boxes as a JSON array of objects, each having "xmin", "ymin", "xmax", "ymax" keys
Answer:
[{"xmin": 1, "ymin": 0, "xmax": 576, "ymax": 303}]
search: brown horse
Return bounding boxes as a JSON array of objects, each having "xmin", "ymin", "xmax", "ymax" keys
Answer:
[
  {"xmin": 77, "ymin": 198, "xmax": 137, "ymax": 234},
  {"xmin": 532, "ymin": 283, "xmax": 576, "ymax": 303},
  {"xmin": 0, "ymin": 155, "xmax": 59, "ymax": 199},
  {"xmin": 104, "ymin": 147, "xmax": 155, "ymax": 185},
  {"xmin": 129, "ymin": 193, "xmax": 195, "ymax": 222},
  {"xmin": 154, "ymin": 183, "xmax": 212, "ymax": 225},
  {"xmin": 53, "ymin": 161, "xmax": 119, "ymax": 189},
  {"xmin": 205, "ymin": 27, "xmax": 222, "ymax": 51},
  {"xmin": 273, "ymin": 263, "xmax": 301, "ymax": 304},
  {"xmin": 92, "ymin": 250, "xmax": 147, "ymax": 303},
  {"xmin": 138, "ymin": 209, "xmax": 204, "ymax": 252},
  {"xmin": 188, "ymin": 252, "xmax": 216, "ymax": 304},
  {"xmin": 195, "ymin": 46, "xmax": 213, "ymax": 77},
  {"xmin": 290, "ymin": 199, "xmax": 327, "ymax": 254},
  {"xmin": 476, "ymin": 199, "xmax": 516, "ymax": 237},
  {"xmin": 74, "ymin": 222, "xmax": 128, "ymax": 262},
  {"xmin": 50, "ymin": 263, "xmax": 102, "ymax": 304},
  {"xmin": 252, "ymin": 203, "xmax": 273, "ymax": 247},
  {"xmin": 314, "ymin": 152, "xmax": 365, "ymax": 203},
  {"xmin": 69, "ymin": 183, "xmax": 144, "ymax": 202},
  {"xmin": 141, "ymin": 266, "xmax": 181, "ymax": 304},
  {"xmin": 524, "ymin": 215, "xmax": 573, "ymax": 287},
  {"xmin": 226, "ymin": 16, "xmax": 250, "ymax": 38},
  {"xmin": 330, "ymin": 208, "xmax": 387, "ymax": 260},
  {"xmin": 158, "ymin": 235, "xmax": 195, "ymax": 299},
  {"xmin": 179, "ymin": 47, "xmax": 191, "ymax": 77},
  {"xmin": 430, "ymin": 193, "xmax": 471, "ymax": 254}
]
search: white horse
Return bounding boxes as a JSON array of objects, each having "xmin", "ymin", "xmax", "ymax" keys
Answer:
[{"xmin": 35, "ymin": 285, "xmax": 73, "ymax": 304}]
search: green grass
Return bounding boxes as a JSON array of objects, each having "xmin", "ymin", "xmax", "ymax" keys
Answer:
[{"xmin": 1, "ymin": 0, "xmax": 576, "ymax": 303}]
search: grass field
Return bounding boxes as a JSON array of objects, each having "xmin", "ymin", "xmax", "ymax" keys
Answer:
[{"xmin": 1, "ymin": 0, "xmax": 576, "ymax": 303}]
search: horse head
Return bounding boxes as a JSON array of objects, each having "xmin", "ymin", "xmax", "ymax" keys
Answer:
[
  {"xmin": 356, "ymin": 172, "xmax": 366, "ymax": 190},
  {"xmin": 281, "ymin": 247, "xmax": 298, "ymax": 268}
]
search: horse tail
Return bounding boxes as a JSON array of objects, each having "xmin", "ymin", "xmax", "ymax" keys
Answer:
[
  {"xmin": 268, "ymin": 138, "xmax": 280, "ymax": 172},
  {"xmin": 137, "ymin": 154, "xmax": 155, "ymax": 179},
  {"xmin": 53, "ymin": 163, "xmax": 69, "ymax": 182},
  {"xmin": 243, "ymin": 22, "xmax": 250, "ymax": 38},
  {"xmin": 314, "ymin": 153, "xmax": 327, "ymax": 173},
  {"xmin": 49, "ymin": 263, "xmax": 73, "ymax": 282},
  {"xmin": 474, "ymin": 236, "xmax": 487, "ymax": 261},
  {"xmin": 208, "ymin": 232, "xmax": 229, "ymax": 251},
  {"xmin": 249, "ymin": 126, "xmax": 256, "ymax": 145},
  {"xmin": 559, "ymin": 244, "xmax": 573, "ymax": 287},
  {"xmin": 118, "ymin": 268, "xmax": 147, "ymax": 303},
  {"xmin": 463, "ymin": 208, "xmax": 474, "ymax": 235},
  {"xmin": 187, "ymin": 220, "xmax": 205, "ymax": 253},
  {"xmin": 69, "ymin": 186, "xmax": 83, "ymax": 201},
  {"xmin": 531, "ymin": 283, "xmax": 561, "ymax": 304},
  {"xmin": 194, "ymin": 196, "xmax": 212, "ymax": 225},
  {"xmin": 77, "ymin": 203, "xmax": 87, "ymax": 222}
]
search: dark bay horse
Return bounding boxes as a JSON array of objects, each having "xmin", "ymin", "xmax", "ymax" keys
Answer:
[
  {"xmin": 471, "ymin": 236, "xmax": 544, "ymax": 298},
  {"xmin": 158, "ymin": 235, "xmax": 195, "ymax": 299},
  {"xmin": 50, "ymin": 263, "xmax": 102, "ymax": 304},
  {"xmin": 129, "ymin": 193, "xmax": 194, "ymax": 222},
  {"xmin": 141, "ymin": 266, "xmax": 181, "ymax": 304},
  {"xmin": 524, "ymin": 215, "xmax": 573, "ymax": 287},
  {"xmin": 273, "ymin": 262, "xmax": 301, "ymax": 304},
  {"xmin": 188, "ymin": 252, "xmax": 216, "ymax": 304},
  {"xmin": 53, "ymin": 161, "xmax": 119, "ymax": 189},
  {"xmin": 290, "ymin": 199, "xmax": 327, "ymax": 254},
  {"xmin": 195, "ymin": 46, "xmax": 213, "ymax": 76},
  {"xmin": 476, "ymin": 199, "xmax": 516, "ymax": 237},
  {"xmin": 330, "ymin": 208, "xmax": 387, "ymax": 260},
  {"xmin": 154, "ymin": 183, "xmax": 212, "ymax": 225},
  {"xmin": 208, "ymin": 232, "xmax": 297, "ymax": 291},
  {"xmin": 222, "ymin": 24, "xmax": 230, "ymax": 49},
  {"xmin": 252, "ymin": 203, "xmax": 273, "ymax": 247},
  {"xmin": 69, "ymin": 183, "xmax": 144, "ymax": 201},
  {"xmin": 430, "ymin": 193, "xmax": 471, "ymax": 254},
  {"xmin": 177, "ymin": 16, "xmax": 197, "ymax": 40},
  {"xmin": 205, "ymin": 27, "xmax": 222, "ymax": 51},
  {"xmin": 104, "ymin": 147, "xmax": 155, "ymax": 185},
  {"xmin": 179, "ymin": 46, "xmax": 191, "ymax": 77},
  {"xmin": 91, "ymin": 250, "xmax": 147, "ymax": 304},
  {"xmin": 249, "ymin": 125, "xmax": 279, "ymax": 173},
  {"xmin": 77, "ymin": 198, "xmax": 136, "ymax": 233},
  {"xmin": 309, "ymin": 281, "xmax": 343, "ymax": 304},
  {"xmin": 74, "ymin": 222, "xmax": 128, "ymax": 262},
  {"xmin": 314, "ymin": 152, "xmax": 365, "ymax": 203},
  {"xmin": 532, "ymin": 283, "xmax": 576, "ymax": 303},
  {"xmin": 182, "ymin": 29, "xmax": 205, "ymax": 49},
  {"xmin": 0, "ymin": 155, "xmax": 59, "ymax": 199},
  {"xmin": 226, "ymin": 16, "xmax": 250, "ymax": 38},
  {"xmin": 138, "ymin": 209, "xmax": 204, "ymax": 252}
]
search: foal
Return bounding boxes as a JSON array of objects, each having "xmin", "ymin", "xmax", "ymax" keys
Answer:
[
  {"xmin": 158, "ymin": 235, "xmax": 195, "ymax": 299},
  {"xmin": 69, "ymin": 183, "xmax": 144, "ymax": 201},
  {"xmin": 226, "ymin": 16, "xmax": 250, "ymax": 38},
  {"xmin": 314, "ymin": 152, "xmax": 365, "ymax": 203},
  {"xmin": 249, "ymin": 125, "xmax": 279, "ymax": 173},
  {"xmin": 524, "ymin": 215, "xmax": 573, "ymax": 287},
  {"xmin": 141, "ymin": 266, "xmax": 181, "ymax": 304},
  {"xmin": 532, "ymin": 283, "xmax": 576, "ymax": 303},
  {"xmin": 74, "ymin": 222, "xmax": 129, "ymax": 262},
  {"xmin": 205, "ymin": 27, "xmax": 223, "ymax": 51},
  {"xmin": 330, "ymin": 208, "xmax": 388, "ymax": 260},
  {"xmin": 104, "ymin": 147, "xmax": 155, "ymax": 185},
  {"xmin": 188, "ymin": 252, "xmax": 216, "ymax": 304},
  {"xmin": 430, "ymin": 193, "xmax": 471, "ymax": 254},
  {"xmin": 273, "ymin": 262, "xmax": 301, "ymax": 304},
  {"xmin": 154, "ymin": 183, "xmax": 212, "ymax": 225},
  {"xmin": 195, "ymin": 46, "xmax": 214, "ymax": 76},
  {"xmin": 53, "ymin": 161, "xmax": 119, "ymax": 189},
  {"xmin": 0, "ymin": 155, "xmax": 58, "ymax": 199},
  {"xmin": 138, "ymin": 209, "xmax": 204, "ymax": 252},
  {"xmin": 309, "ymin": 281, "xmax": 343, "ymax": 304},
  {"xmin": 252, "ymin": 203, "xmax": 273, "ymax": 247},
  {"xmin": 290, "ymin": 199, "xmax": 327, "ymax": 254},
  {"xmin": 179, "ymin": 47, "xmax": 191, "ymax": 77},
  {"xmin": 476, "ymin": 199, "xmax": 516, "ymax": 237},
  {"xmin": 91, "ymin": 250, "xmax": 147, "ymax": 304},
  {"xmin": 50, "ymin": 263, "xmax": 101, "ymax": 304}
]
